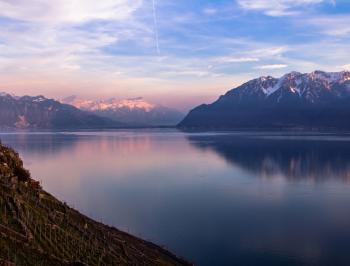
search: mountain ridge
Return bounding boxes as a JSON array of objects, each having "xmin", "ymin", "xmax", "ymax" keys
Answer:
[
  {"xmin": 61, "ymin": 96, "xmax": 184, "ymax": 126},
  {"xmin": 178, "ymin": 70, "xmax": 350, "ymax": 130},
  {"xmin": 0, "ymin": 93, "xmax": 124, "ymax": 129}
]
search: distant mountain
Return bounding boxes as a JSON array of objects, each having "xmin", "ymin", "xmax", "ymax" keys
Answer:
[
  {"xmin": 178, "ymin": 71, "xmax": 350, "ymax": 130},
  {"xmin": 0, "ymin": 93, "xmax": 123, "ymax": 129},
  {"xmin": 61, "ymin": 96, "xmax": 184, "ymax": 126}
]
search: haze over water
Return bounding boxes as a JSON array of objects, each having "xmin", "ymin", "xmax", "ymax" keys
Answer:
[{"xmin": 2, "ymin": 129, "xmax": 350, "ymax": 266}]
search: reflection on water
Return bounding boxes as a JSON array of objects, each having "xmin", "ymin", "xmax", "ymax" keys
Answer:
[
  {"xmin": 0, "ymin": 133, "xmax": 81, "ymax": 156},
  {"xmin": 188, "ymin": 133, "xmax": 350, "ymax": 182},
  {"xmin": 1, "ymin": 130, "xmax": 350, "ymax": 266}
]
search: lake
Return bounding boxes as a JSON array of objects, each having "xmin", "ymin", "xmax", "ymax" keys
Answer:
[{"xmin": 2, "ymin": 129, "xmax": 350, "ymax": 266}]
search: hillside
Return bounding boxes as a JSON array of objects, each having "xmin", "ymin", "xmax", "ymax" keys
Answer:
[
  {"xmin": 0, "ymin": 143, "xmax": 190, "ymax": 265},
  {"xmin": 178, "ymin": 71, "xmax": 350, "ymax": 130},
  {"xmin": 0, "ymin": 93, "xmax": 123, "ymax": 129}
]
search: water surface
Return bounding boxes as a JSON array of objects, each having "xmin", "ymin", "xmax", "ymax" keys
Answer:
[{"xmin": 2, "ymin": 129, "xmax": 350, "ymax": 266}]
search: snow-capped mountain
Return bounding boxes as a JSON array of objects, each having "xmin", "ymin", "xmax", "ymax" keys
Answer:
[
  {"xmin": 220, "ymin": 70, "xmax": 350, "ymax": 103},
  {"xmin": 178, "ymin": 70, "xmax": 350, "ymax": 129},
  {"xmin": 0, "ymin": 93, "xmax": 123, "ymax": 129},
  {"xmin": 61, "ymin": 96, "xmax": 184, "ymax": 126}
]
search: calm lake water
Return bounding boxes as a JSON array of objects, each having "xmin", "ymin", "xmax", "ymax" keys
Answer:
[{"xmin": 2, "ymin": 129, "xmax": 350, "ymax": 266}]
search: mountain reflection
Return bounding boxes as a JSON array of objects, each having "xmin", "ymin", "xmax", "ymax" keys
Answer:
[
  {"xmin": 0, "ymin": 133, "xmax": 82, "ymax": 156},
  {"xmin": 187, "ymin": 134, "xmax": 350, "ymax": 182}
]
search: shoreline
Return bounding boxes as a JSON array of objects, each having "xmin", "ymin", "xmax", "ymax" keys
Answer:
[{"xmin": 0, "ymin": 143, "xmax": 191, "ymax": 265}]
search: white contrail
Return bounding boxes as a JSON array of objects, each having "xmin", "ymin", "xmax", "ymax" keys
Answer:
[{"xmin": 152, "ymin": 0, "xmax": 160, "ymax": 55}]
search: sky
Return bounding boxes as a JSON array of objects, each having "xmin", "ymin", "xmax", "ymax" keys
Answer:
[{"xmin": 0, "ymin": 0, "xmax": 349, "ymax": 111}]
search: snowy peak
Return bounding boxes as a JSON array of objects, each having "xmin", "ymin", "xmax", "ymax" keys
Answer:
[
  {"xmin": 61, "ymin": 96, "xmax": 156, "ymax": 112},
  {"xmin": 308, "ymin": 70, "xmax": 350, "ymax": 83},
  {"xmin": 0, "ymin": 92, "xmax": 121, "ymax": 129},
  {"xmin": 0, "ymin": 92, "xmax": 50, "ymax": 102},
  {"xmin": 61, "ymin": 96, "xmax": 98, "ymax": 110},
  {"xmin": 179, "ymin": 70, "xmax": 350, "ymax": 129},
  {"xmin": 106, "ymin": 97, "xmax": 155, "ymax": 112},
  {"xmin": 227, "ymin": 70, "xmax": 350, "ymax": 103},
  {"xmin": 22, "ymin": 95, "xmax": 48, "ymax": 102},
  {"xmin": 61, "ymin": 96, "xmax": 184, "ymax": 126},
  {"xmin": 255, "ymin": 76, "xmax": 279, "ymax": 96},
  {"xmin": 225, "ymin": 75, "xmax": 278, "ymax": 99}
]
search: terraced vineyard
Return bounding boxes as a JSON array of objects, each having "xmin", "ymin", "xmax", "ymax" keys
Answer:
[{"xmin": 0, "ymin": 143, "xmax": 190, "ymax": 266}]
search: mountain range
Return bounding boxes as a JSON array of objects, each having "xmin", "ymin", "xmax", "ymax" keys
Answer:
[
  {"xmin": 0, "ymin": 93, "xmax": 122, "ymax": 129},
  {"xmin": 178, "ymin": 71, "xmax": 350, "ymax": 130},
  {"xmin": 2, "ymin": 70, "xmax": 350, "ymax": 130},
  {"xmin": 61, "ymin": 96, "xmax": 184, "ymax": 126}
]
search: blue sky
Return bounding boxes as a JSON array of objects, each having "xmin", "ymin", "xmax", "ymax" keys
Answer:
[{"xmin": 0, "ymin": 0, "xmax": 349, "ymax": 110}]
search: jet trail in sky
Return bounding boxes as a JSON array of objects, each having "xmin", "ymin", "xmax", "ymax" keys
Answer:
[{"xmin": 152, "ymin": 0, "xmax": 160, "ymax": 55}]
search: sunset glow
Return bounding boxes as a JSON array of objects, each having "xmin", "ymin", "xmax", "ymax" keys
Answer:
[{"xmin": 0, "ymin": 0, "xmax": 349, "ymax": 111}]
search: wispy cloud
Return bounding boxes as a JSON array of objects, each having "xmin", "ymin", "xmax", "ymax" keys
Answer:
[
  {"xmin": 203, "ymin": 8, "xmax": 218, "ymax": 15},
  {"xmin": 306, "ymin": 15, "xmax": 350, "ymax": 36},
  {"xmin": 237, "ymin": 0, "xmax": 327, "ymax": 16},
  {"xmin": 341, "ymin": 64, "xmax": 350, "ymax": 70},
  {"xmin": 0, "ymin": 0, "xmax": 149, "ymax": 74},
  {"xmin": 256, "ymin": 64, "xmax": 288, "ymax": 69},
  {"xmin": 214, "ymin": 56, "xmax": 260, "ymax": 63},
  {"xmin": 0, "ymin": 0, "xmax": 143, "ymax": 24}
]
